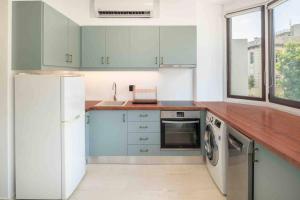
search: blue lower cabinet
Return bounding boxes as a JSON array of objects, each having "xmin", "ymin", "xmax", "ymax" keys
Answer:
[
  {"xmin": 128, "ymin": 110, "xmax": 160, "ymax": 122},
  {"xmin": 128, "ymin": 132, "xmax": 160, "ymax": 145},
  {"xmin": 89, "ymin": 111, "xmax": 128, "ymax": 156},
  {"xmin": 128, "ymin": 145, "xmax": 160, "ymax": 156},
  {"xmin": 254, "ymin": 143, "xmax": 300, "ymax": 200},
  {"xmin": 128, "ymin": 122, "xmax": 160, "ymax": 132}
]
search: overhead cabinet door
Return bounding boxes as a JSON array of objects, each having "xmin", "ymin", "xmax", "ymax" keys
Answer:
[
  {"xmin": 130, "ymin": 27, "xmax": 159, "ymax": 68},
  {"xmin": 68, "ymin": 20, "xmax": 81, "ymax": 67},
  {"xmin": 43, "ymin": 3, "xmax": 69, "ymax": 67},
  {"xmin": 160, "ymin": 26, "xmax": 197, "ymax": 66},
  {"xmin": 12, "ymin": 1, "xmax": 80, "ymax": 69},
  {"xmin": 106, "ymin": 27, "xmax": 130, "ymax": 67},
  {"xmin": 81, "ymin": 27, "xmax": 106, "ymax": 68}
]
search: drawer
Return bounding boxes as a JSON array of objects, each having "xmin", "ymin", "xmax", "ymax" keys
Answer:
[
  {"xmin": 128, "ymin": 122, "xmax": 160, "ymax": 132},
  {"xmin": 128, "ymin": 111, "xmax": 160, "ymax": 122},
  {"xmin": 128, "ymin": 132, "xmax": 160, "ymax": 145},
  {"xmin": 128, "ymin": 145, "xmax": 161, "ymax": 156}
]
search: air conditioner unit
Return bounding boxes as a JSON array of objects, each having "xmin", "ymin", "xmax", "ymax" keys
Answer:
[{"xmin": 94, "ymin": 0, "xmax": 154, "ymax": 18}]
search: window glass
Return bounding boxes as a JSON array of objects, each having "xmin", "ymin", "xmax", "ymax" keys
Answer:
[
  {"xmin": 271, "ymin": 0, "xmax": 300, "ymax": 104},
  {"xmin": 228, "ymin": 8, "xmax": 264, "ymax": 99}
]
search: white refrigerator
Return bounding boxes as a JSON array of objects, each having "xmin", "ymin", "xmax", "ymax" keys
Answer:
[{"xmin": 15, "ymin": 74, "xmax": 86, "ymax": 199}]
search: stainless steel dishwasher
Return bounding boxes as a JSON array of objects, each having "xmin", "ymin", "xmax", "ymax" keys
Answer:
[{"xmin": 227, "ymin": 126, "xmax": 254, "ymax": 200}]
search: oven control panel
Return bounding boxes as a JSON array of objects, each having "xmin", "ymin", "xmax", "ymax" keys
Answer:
[
  {"xmin": 176, "ymin": 112, "xmax": 184, "ymax": 118},
  {"xmin": 161, "ymin": 111, "xmax": 201, "ymax": 119}
]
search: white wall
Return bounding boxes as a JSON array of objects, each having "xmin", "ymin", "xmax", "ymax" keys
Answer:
[
  {"xmin": 83, "ymin": 69, "xmax": 194, "ymax": 101},
  {"xmin": 44, "ymin": 0, "xmax": 197, "ymax": 25},
  {"xmin": 80, "ymin": 0, "xmax": 224, "ymax": 101},
  {"xmin": 15, "ymin": 0, "xmax": 225, "ymax": 101},
  {"xmin": 194, "ymin": 1, "xmax": 224, "ymax": 101},
  {"xmin": 0, "ymin": 0, "xmax": 14, "ymax": 199},
  {"xmin": 74, "ymin": 0, "xmax": 198, "ymax": 100}
]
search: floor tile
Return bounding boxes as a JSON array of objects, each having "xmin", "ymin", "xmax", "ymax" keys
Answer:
[{"xmin": 69, "ymin": 164, "xmax": 226, "ymax": 200}]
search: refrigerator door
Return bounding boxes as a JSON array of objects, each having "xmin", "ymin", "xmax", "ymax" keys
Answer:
[
  {"xmin": 61, "ymin": 115, "xmax": 86, "ymax": 199},
  {"xmin": 15, "ymin": 74, "xmax": 62, "ymax": 199},
  {"xmin": 61, "ymin": 76, "xmax": 85, "ymax": 122}
]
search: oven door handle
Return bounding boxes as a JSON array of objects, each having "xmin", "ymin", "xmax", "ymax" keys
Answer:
[{"xmin": 162, "ymin": 120, "xmax": 199, "ymax": 124}]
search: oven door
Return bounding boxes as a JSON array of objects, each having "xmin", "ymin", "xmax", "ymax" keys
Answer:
[{"xmin": 161, "ymin": 119, "xmax": 201, "ymax": 149}]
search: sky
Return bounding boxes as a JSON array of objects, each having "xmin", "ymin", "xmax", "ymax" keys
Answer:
[{"xmin": 232, "ymin": 0, "xmax": 300, "ymax": 42}]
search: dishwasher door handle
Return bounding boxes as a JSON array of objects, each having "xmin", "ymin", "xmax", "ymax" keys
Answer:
[{"xmin": 228, "ymin": 135, "xmax": 243, "ymax": 152}]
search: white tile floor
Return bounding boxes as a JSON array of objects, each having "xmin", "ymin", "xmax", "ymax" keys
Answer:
[{"xmin": 70, "ymin": 164, "xmax": 226, "ymax": 200}]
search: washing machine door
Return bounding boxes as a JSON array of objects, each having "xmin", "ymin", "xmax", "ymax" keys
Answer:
[{"xmin": 204, "ymin": 124, "xmax": 219, "ymax": 166}]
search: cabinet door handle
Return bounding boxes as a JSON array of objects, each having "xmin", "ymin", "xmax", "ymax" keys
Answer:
[
  {"xmin": 160, "ymin": 57, "xmax": 164, "ymax": 65},
  {"xmin": 139, "ymin": 114, "xmax": 148, "ymax": 118},
  {"xmin": 86, "ymin": 115, "xmax": 90, "ymax": 124},
  {"xmin": 140, "ymin": 149, "xmax": 149, "ymax": 153},
  {"xmin": 139, "ymin": 126, "xmax": 148, "ymax": 129},
  {"xmin": 106, "ymin": 57, "xmax": 110, "ymax": 64},
  {"xmin": 139, "ymin": 137, "xmax": 149, "ymax": 141},
  {"xmin": 65, "ymin": 53, "xmax": 69, "ymax": 63},
  {"xmin": 69, "ymin": 54, "xmax": 73, "ymax": 63},
  {"xmin": 101, "ymin": 57, "xmax": 105, "ymax": 64},
  {"xmin": 155, "ymin": 57, "xmax": 158, "ymax": 65},
  {"xmin": 253, "ymin": 148, "xmax": 259, "ymax": 163},
  {"xmin": 122, "ymin": 113, "xmax": 126, "ymax": 123}
]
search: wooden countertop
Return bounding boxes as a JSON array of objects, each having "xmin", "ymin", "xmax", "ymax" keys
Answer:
[
  {"xmin": 85, "ymin": 100, "xmax": 206, "ymax": 111},
  {"xmin": 86, "ymin": 100, "xmax": 300, "ymax": 168}
]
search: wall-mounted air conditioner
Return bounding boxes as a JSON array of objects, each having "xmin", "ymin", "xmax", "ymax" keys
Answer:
[{"xmin": 94, "ymin": 0, "xmax": 154, "ymax": 18}]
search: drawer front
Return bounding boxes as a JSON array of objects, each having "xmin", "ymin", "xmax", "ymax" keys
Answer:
[
  {"xmin": 128, "ymin": 145, "xmax": 160, "ymax": 156},
  {"xmin": 128, "ymin": 122, "xmax": 160, "ymax": 132},
  {"xmin": 128, "ymin": 111, "xmax": 160, "ymax": 122},
  {"xmin": 128, "ymin": 132, "xmax": 160, "ymax": 145}
]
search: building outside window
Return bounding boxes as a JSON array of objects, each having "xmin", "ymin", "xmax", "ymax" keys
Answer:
[
  {"xmin": 250, "ymin": 52, "xmax": 255, "ymax": 64},
  {"xmin": 226, "ymin": 7, "xmax": 265, "ymax": 100},
  {"xmin": 269, "ymin": 0, "xmax": 300, "ymax": 108}
]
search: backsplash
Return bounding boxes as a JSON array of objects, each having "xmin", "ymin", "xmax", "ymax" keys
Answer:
[{"xmin": 81, "ymin": 68, "xmax": 194, "ymax": 101}]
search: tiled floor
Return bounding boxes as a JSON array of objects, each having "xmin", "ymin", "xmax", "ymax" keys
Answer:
[{"xmin": 69, "ymin": 164, "xmax": 226, "ymax": 200}]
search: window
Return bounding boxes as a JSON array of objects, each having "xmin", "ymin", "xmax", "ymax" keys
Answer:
[
  {"xmin": 226, "ymin": 7, "xmax": 265, "ymax": 100},
  {"xmin": 250, "ymin": 52, "xmax": 255, "ymax": 64},
  {"xmin": 269, "ymin": 0, "xmax": 300, "ymax": 108}
]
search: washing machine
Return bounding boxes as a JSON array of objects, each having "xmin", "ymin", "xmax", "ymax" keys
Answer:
[{"xmin": 204, "ymin": 112, "xmax": 228, "ymax": 195}]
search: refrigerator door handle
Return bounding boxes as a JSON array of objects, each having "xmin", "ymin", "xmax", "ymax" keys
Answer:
[{"xmin": 62, "ymin": 114, "xmax": 84, "ymax": 124}]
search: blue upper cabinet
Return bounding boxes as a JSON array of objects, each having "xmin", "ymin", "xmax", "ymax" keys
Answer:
[
  {"xmin": 12, "ymin": 1, "xmax": 80, "ymax": 70},
  {"xmin": 81, "ymin": 26, "xmax": 159, "ymax": 69},
  {"xmin": 106, "ymin": 26, "xmax": 131, "ymax": 67},
  {"xmin": 67, "ymin": 19, "xmax": 81, "ymax": 67},
  {"xmin": 43, "ymin": 3, "xmax": 69, "ymax": 67},
  {"xmin": 81, "ymin": 27, "xmax": 106, "ymax": 68},
  {"xmin": 254, "ymin": 143, "xmax": 300, "ymax": 200},
  {"xmin": 129, "ymin": 27, "xmax": 159, "ymax": 68},
  {"xmin": 89, "ymin": 111, "xmax": 128, "ymax": 156},
  {"xmin": 159, "ymin": 26, "xmax": 197, "ymax": 66}
]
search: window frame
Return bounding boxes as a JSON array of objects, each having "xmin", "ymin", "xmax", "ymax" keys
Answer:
[
  {"xmin": 268, "ymin": 0, "xmax": 300, "ymax": 108},
  {"xmin": 226, "ymin": 6, "xmax": 266, "ymax": 101}
]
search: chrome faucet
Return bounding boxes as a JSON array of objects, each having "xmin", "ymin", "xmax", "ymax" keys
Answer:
[{"xmin": 112, "ymin": 82, "xmax": 117, "ymax": 101}]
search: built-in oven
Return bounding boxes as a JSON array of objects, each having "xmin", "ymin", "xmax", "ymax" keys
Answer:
[{"xmin": 161, "ymin": 111, "xmax": 201, "ymax": 149}]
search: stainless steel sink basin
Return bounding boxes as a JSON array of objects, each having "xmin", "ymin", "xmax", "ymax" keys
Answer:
[{"xmin": 96, "ymin": 101, "xmax": 127, "ymax": 107}]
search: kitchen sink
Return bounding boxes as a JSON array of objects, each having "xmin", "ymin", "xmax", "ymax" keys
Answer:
[{"xmin": 96, "ymin": 101, "xmax": 127, "ymax": 107}]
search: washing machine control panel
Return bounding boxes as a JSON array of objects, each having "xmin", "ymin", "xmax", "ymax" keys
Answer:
[{"xmin": 214, "ymin": 119, "xmax": 222, "ymax": 128}]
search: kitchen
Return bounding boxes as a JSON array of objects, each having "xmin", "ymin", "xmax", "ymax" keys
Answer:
[{"xmin": 1, "ymin": 0, "xmax": 300, "ymax": 200}]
